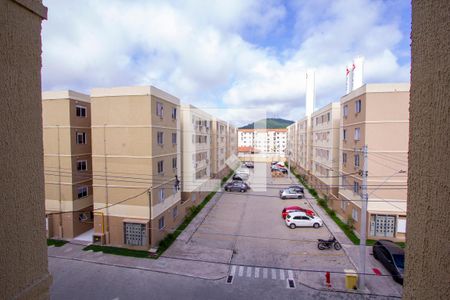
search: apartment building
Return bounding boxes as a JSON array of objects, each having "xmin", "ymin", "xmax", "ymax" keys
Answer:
[
  {"xmin": 336, "ymin": 83, "xmax": 409, "ymax": 241},
  {"xmin": 238, "ymin": 129, "xmax": 287, "ymax": 154},
  {"xmin": 180, "ymin": 104, "xmax": 213, "ymax": 205},
  {"xmin": 310, "ymin": 102, "xmax": 340, "ymax": 197},
  {"xmin": 211, "ymin": 118, "xmax": 229, "ymax": 178},
  {"xmin": 226, "ymin": 124, "xmax": 238, "ymax": 160},
  {"xmin": 290, "ymin": 116, "xmax": 312, "ymax": 179},
  {"xmin": 90, "ymin": 86, "xmax": 182, "ymax": 250},
  {"xmin": 42, "ymin": 90, "xmax": 93, "ymax": 239}
]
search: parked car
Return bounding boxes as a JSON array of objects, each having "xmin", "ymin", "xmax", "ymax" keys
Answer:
[
  {"xmin": 224, "ymin": 181, "xmax": 249, "ymax": 192},
  {"xmin": 372, "ymin": 240, "xmax": 405, "ymax": 285},
  {"xmin": 244, "ymin": 161, "xmax": 254, "ymax": 168},
  {"xmin": 232, "ymin": 174, "xmax": 244, "ymax": 181},
  {"xmin": 272, "ymin": 166, "xmax": 288, "ymax": 174},
  {"xmin": 279, "ymin": 188, "xmax": 303, "ymax": 199},
  {"xmin": 234, "ymin": 172, "xmax": 249, "ymax": 180},
  {"xmin": 285, "ymin": 211, "xmax": 323, "ymax": 229},
  {"xmin": 281, "ymin": 206, "xmax": 314, "ymax": 219},
  {"xmin": 288, "ymin": 185, "xmax": 304, "ymax": 193}
]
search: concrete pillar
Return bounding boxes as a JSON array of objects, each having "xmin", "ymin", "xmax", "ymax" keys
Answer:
[
  {"xmin": 404, "ymin": 1, "xmax": 450, "ymax": 299},
  {"xmin": 305, "ymin": 70, "xmax": 315, "ymax": 116},
  {"xmin": 0, "ymin": 0, "xmax": 51, "ymax": 299}
]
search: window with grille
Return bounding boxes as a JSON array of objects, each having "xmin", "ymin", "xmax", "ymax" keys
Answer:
[
  {"xmin": 77, "ymin": 160, "xmax": 87, "ymax": 171},
  {"xmin": 76, "ymin": 132, "xmax": 87, "ymax": 144},
  {"xmin": 124, "ymin": 222, "xmax": 146, "ymax": 246},
  {"xmin": 76, "ymin": 105, "xmax": 87, "ymax": 117},
  {"xmin": 77, "ymin": 186, "xmax": 88, "ymax": 198}
]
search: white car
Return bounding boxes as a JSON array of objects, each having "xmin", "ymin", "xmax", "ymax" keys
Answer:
[
  {"xmin": 279, "ymin": 188, "xmax": 303, "ymax": 199},
  {"xmin": 285, "ymin": 211, "xmax": 323, "ymax": 229}
]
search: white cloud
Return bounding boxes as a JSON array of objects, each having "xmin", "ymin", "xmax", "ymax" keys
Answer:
[{"xmin": 42, "ymin": 0, "xmax": 410, "ymax": 123}]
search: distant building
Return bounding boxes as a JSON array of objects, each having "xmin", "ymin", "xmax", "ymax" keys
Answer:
[
  {"xmin": 43, "ymin": 90, "xmax": 93, "ymax": 239},
  {"xmin": 238, "ymin": 129, "xmax": 287, "ymax": 154}
]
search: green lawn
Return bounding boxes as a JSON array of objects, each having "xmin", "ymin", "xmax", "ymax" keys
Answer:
[{"xmin": 47, "ymin": 239, "xmax": 68, "ymax": 247}]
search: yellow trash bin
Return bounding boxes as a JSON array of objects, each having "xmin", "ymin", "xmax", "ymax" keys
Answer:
[{"xmin": 344, "ymin": 269, "xmax": 358, "ymax": 290}]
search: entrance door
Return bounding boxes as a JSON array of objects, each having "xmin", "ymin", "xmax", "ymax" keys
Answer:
[{"xmin": 372, "ymin": 215, "xmax": 396, "ymax": 237}]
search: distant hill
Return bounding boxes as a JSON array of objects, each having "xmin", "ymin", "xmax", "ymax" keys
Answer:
[{"xmin": 239, "ymin": 118, "xmax": 294, "ymax": 129}]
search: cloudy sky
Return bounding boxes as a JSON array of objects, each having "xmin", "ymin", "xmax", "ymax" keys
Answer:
[{"xmin": 42, "ymin": 0, "xmax": 411, "ymax": 124}]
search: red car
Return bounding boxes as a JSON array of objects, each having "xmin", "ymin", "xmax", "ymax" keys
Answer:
[{"xmin": 281, "ymin": 206, "xmax": 315, "ymax": 219}]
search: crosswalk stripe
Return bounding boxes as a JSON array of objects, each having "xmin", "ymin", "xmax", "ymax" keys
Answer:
[
  {"xmin": 238, "ymin": 266, "xmax": 244, "ymax": 277},
  {"xmin": 263, "ymin": 268, "xmax": 268, "ymax": 279},
  {"xmin": 288, "ymin": 270, "xmax": 294, "ymax": 279},
  {"xmin": 255, "ymin": 267, "xmax": 260, "ymax": 278},
  {"xmin": 279, "ymin": 269, "xmax": 285, "ymax": 280},
  {"xmin": 271, "ymin": 269, "xmax": 277, "ymax": 280},
  {"xmin": 230, "ymin": 265, "xmax": 237, "ymax": 276},
  {"xmin": 246, "ymin": 267, "xmax": 252, "ymax": 277}
]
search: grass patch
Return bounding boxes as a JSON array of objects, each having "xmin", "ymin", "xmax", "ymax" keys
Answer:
[
  {"xmin": 47, "ymin": 239, "xmax": 68, "ymax": 247},
  {"xmin": 290, "ymin": 168, "xmax": 406, "ymax": 248},
  {"xmin": 83, "ymin": 245, "xmax": 150, "ymax": 258}
]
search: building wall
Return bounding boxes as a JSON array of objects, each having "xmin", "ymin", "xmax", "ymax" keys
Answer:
[
  {"xmin": 404, "ymin": 1, "xmax": 450, "ymax": 298},
  {"xmin": 238, "ymin": 129, "xmax": 287, "ymax": 154},
  {"xmin": 0, "ymin": 0, "xmax": 51, "ymax": 298},
  {"xmin": 42, "ymin": 91, "xmax": 93, "ymax": 239},
  {"xmin": 337, "ymin": 84, "xmax": 409, "ymax": 241},
  {"xmin": 91, "ymin": 86, "xmax": 181, "ymax": 249}
]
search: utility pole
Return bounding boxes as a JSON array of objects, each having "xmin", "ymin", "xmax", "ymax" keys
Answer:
[
  {"xmin": 359, "ymin": 145, "xmax": 368, "ymax": 290},
  {"xmin": 57, "ymin": 125, "xmax": 63, "ymax": 237}
]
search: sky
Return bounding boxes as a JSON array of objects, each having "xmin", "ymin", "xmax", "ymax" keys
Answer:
[{"xmin": 42, "ymin": 0, "xmax": 411, "ymax": 125}]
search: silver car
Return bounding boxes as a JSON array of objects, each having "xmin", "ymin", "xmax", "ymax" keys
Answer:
[{"xmin": 279, "ymin": 188, "xmax": 304, "ymax": 199}]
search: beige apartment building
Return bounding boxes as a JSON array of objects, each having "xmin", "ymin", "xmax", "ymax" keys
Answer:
[
  {"xmin": 290, "ymin": 116, "xmax": 313, "ymax": 179},
  {"xmin": 90, "ymin": 86, "xmax": 182, "ymax": 250},
  {"xmin": 226, "ymin": 123, "xmax": 238, "ymax": 162},
  {"xmin": 336, "ymin": 83, "xmax": 409, "ymax": 241},
  {"xmin": 211, "ymin": 118, "xmax": 229, "ymax": 178},
  {"xmin": 42, "ymin": 90, "xmax": 93, "ymax": 239},
  {"xmin": 180, "ymin": 104, "xmax": 213, "ymax": 205},
  {"xmin": 310, "ymin": 102, "xmax": 340, "ymax": 198}
]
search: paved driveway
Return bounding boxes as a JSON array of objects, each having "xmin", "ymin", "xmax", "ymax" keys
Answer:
[{"xmin": 188, "ymin": 163, "xmax": 354, "ymax": 272}]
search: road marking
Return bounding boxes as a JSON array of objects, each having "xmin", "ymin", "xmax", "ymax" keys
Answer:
[
  {"xmin": 263, "ymin": 268, "xmax": 268, "ymax": 279},
  {"xmin": 279, "ymin": 269, "xmax": 285, "ymax": 280},
  {"xmin": 230, "ymin": 265, "xmax": 236, "ymax": 276},
  {"xmin": 288, "ymin": 270, "xmax": 294, "ymax": 279},
  {"xmin": 255, "ymin": 267, "xmax": 260, "ymax": 278},
  {"xmin": 271, "ymin": 269, "xmax": 277, "ymax": 280},
  {"xmin": 238, "ymin": 266, "xmax": 244, "ymax": 277},
  {"xmin": 246, "ymin": 267, "xmax": 252, "ymax": 277}
]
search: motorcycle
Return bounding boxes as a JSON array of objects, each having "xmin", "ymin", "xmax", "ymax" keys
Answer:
[{"xmin": 317, "ymin": 236, "xmax": 342, "ymax": 250}]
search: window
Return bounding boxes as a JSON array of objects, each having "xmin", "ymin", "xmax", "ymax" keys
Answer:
[
  {"xmin": 157, "ymin": 132, "xmax": 164, "ymax": 145},
  {"xmin": 156, "ymin": 102, "xmax": 164, "ymax": 117},
  {"xmin": 192, "ymin": 194, "xmax": 197, "ymax": 202},
  {"xmin": 77, "ymin": 186, "xmax": 88, "ymax": 198},
  {"xmin": 327, "ymin": 112, "xmax": 330, "ymax": 122},
  {"xmin": 316, "ymin": 117, "xmax": 319, "ymax": 125},
  {"xmin": 172, "ymin": 133, "xmax": 177, "ymax": 144},
  {"xmin": 124, "ymin": 222, "xmax": 146, "ymax": 246},
  {"xmin": 158, "ymin": 217, "xmax": 165, "ymax": 230},
  {"xmin": 172, "ymin": 206, "xmax": 178, "ymax": 219},
  {"xmin": 354, "ymin": 128, "xmax": 360, "ymax": 140},
  {"xmin": 171, "ymin": 107, "xmax": 177, "ymax": 119},
  {"xmin": 343, "ymin": 129, "xmax": 347, "ymax": 140},
  {"xmin": 77, "ymin": 160, "xmax": 87, "ymax": 171},
  {"xmin": 355, "ymin": 99, "xmax": 362, "ymax": 113},
  {"xmin": 76, "ymin": 132, "xmax": 87, "ymax": 144},
  {"xmin": 157, "ymin": 160, "xmax": 164, "ymax": 174},
  {"xmin": 172, "ymin": 157, "xmax": 177, "ymax": 169},
  {"xmin": 159, "ymin": 188, "xmax": 165, "ymax": 203},
  {"xmin": 353, "ymin": 181, "xmax": 360, "ymax": 193},
  {"xmin": 76, "ymin": 105, "xmax": 87, "ymax": 117},
  {"xmin": 352, "ymin": 208, "xmax": 359, "ymax": 222},
  {"xmin": 343, "ymin": 105, "xmax": 348, "ymax": 117},
  {"xmin": 342, "ymin": 152, "xmax": 347, "ymax": 164},
  {"xmin": 354, "ymin": 154, "xmax": 360, "ymax": 167}
]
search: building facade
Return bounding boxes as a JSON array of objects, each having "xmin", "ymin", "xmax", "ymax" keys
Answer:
[
  {"xmin": 336, "ymin": 83, "xmax": 409, "ymax": 241},
  {"xmin": 42, "ymin": 90, "xmax": 93, "ymax": 239},
  {"xmin": 180, "ymin": 104, "xmax": 213, "ymax": 205},
  {"xmin": 210, "ymin": 118, "xmax": 229, "ymax": 178},
  {"xmin": 309, "ymin": 102, "xmax": 340, "ymax": 198},
  {"xmin": 90, "ymin": 86, "xmax": 182, "ymax": 249},
  {"xmin": 238, "ymin": 129, "xmax": 287, "ymax": 154}
]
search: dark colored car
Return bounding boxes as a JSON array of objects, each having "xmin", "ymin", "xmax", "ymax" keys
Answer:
[
  {"xmin": 288, "ymin": 185, "xmax": 304, "ymax": 193},
  {"xmin": 373, "ymin": 240, "xmax": 405, "ymax": 285},
  {"xmin": 224, "ymin": 181, "xmax": 249, "ymax": 192},
  {"xmin": 232, "ymin": 174, "xmax": 244, "ymax": 181},
  {"xmin": 272, "ymin": 167, "xmax": 288, "ymax": 174}
]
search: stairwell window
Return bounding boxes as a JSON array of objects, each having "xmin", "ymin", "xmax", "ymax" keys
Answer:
[
  {"xmin": 76, "ymin": 132, "xmax": 87, "ymax": 144},
  {"xmin": 355, "ymin": 99, "xmax": 362, "ymax": 113},
  {"xmin": 77, "ymin": 160, "xmax": 87, "ymax": 171},
  {"xmin": 354, "ymin": 128, "xmax": 360, "ymax": 141},
  {"xmin": 77, "ymin": 186, "xmax": 88, "ymax": 199},
  {"xmin": 76, "ymin": 105, "xmax": 87, "ymax": 117}
]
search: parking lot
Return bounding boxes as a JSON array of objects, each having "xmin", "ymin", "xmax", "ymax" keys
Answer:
[{"xmin": 188, "ymin": 163, "xmax": 354, "ymax": 272}]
